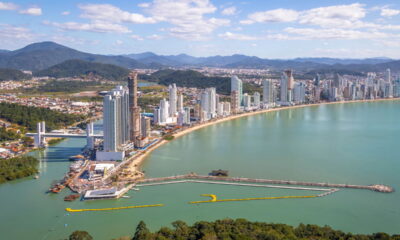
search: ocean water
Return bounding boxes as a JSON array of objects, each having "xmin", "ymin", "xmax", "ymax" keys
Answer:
[{"xmin": 0, "ymin": 101, "xmax": 399, "ymax": 240}]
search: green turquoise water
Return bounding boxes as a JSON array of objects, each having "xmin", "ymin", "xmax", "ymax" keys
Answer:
[{"xmin": 0, "ymin": 101, "xmax": 399, "ymax": 239}]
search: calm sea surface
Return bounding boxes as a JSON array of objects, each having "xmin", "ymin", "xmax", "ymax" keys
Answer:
[{"xmin": 0, "ymin": 101, "xmax": 399, "ymax": 239}]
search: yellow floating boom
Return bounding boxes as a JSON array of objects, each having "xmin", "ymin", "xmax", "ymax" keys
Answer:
[
  {"xmin": 65, "ymin": 204, "xmax": 164, "ymax": 212},
  {"xmin": 189, "ymin": 194, "xmax": 317, "ymax": 204}
]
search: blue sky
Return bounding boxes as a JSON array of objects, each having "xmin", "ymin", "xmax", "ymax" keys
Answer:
[{"xmin": 1, "ymin": 0, "xmax": 400, "ymax": 58}]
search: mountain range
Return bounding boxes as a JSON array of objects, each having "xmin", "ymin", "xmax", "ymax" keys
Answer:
[{"xmin": 1, "ymin": 41, "xmax": 399, "ymax": 73}]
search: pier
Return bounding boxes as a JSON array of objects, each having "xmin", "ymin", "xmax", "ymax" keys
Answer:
[{"xmin": 136, "ymin": 173, "xmax": 394, "ymax": 193}]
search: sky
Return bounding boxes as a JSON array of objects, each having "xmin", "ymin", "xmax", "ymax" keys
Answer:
[{"xmin": 1, "ymin": 0, "xmax": 400, "ymax": 58}]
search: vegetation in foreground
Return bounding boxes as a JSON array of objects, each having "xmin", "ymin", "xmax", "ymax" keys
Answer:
[
  {"xmin": 0, "ymin": 102, "xmax": 85, "ymax": 131},
  {"xmin": 0, "ymin": 156, "xmax": 38, "ymax": 183},
  {"xmin": 69, "ymin": 219, "xmax": 400, "ymax": 240}
]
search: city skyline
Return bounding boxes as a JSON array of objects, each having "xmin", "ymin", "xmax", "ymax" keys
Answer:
[{"xmin": 1, "ymin": 0, "xmax": 400, "ymax": 58}]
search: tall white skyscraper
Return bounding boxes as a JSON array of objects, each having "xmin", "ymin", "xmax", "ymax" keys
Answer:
[
  {"xmin": 263, "ymin": 79, "xmax": 274, "ymax": 106},
  {"xmin": 243, "ymin": 93, "xmax": 251, "ymax": 109},
  {"xmin": 160, "ymin": 98, "xmax": 169, "ymax": 124},
  {"xmin": 280, "ymin": 73, "xmax": 289, "ymax": 105},
  {"xmin": 200, "ymin": 88, "xmax": 217, "ymax": 119},
  {"xmin": 168, "ymin": 84, "xmax": 177, "ymax": 117},
  {"xmin": 231, "ymin": 75, "xmax": 243, "ymax": 105},
  {"xmin": 386, "ymin": 68, "xmax": 391, "ymax": 83},
  {"xmin": 253, "ymin": 92, "xmax": 260, "ymax": 109},
  {"xmin": 293, "ymin": 82, "xmax": 306, "ymax": 104},
  {"xmin": 177, "ymin": 94, "xmax": 184, "ymax": 112},
  {"xmin": 103, "ymin": 86, "xmax": 130, "ymax": 152}
]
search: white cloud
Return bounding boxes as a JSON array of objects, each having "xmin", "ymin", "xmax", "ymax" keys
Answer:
[
  {"xmin": 45, "ymin": 21, "xmax": 131, "ymax": 33},
  {"xmin": 240, "ymin": 3, "xmax": 367, "ymax": 28},
  {"xmin": 147, "ymin": 34, "xmax": 163, "ymax": 40},
  {"xmin": 299, "ymin": 3, "xmax": 366, "ymax": 28},
  {"xmin": 221, "ymin": 6, "xmax": 236, "ymax": 16},
  {"xmin": 131, "ymin": 35, "xmax": 144, "ymax": 41},
  {"xmin": 282, "ymin": 27, "xmax": 394, "ymax": 40},
  {"xmin": 19, "ymin": 7, "xmax": 42, "ymax": 16},
  {"xmin": 219, "ymin": 31, "xmax": 259, "ymax": 40},
  {"xmin": 241, "ymin": 8, "xmax": 299, "ymax": 24},
  {"xmin": 79, "ymin": 4, "xmax": 156, "ymax": 24},
  {"xmin": 115, "ymin": 40, "xmax": 124, "ymax": 45},
  {"xmin": 61, "ymin": 11, "xmax": 70, "ymax": 16},
  {"xmin": 381, "ymin": 8, "xmax": 400, "ymax": 17},
  {"xmin": 144, "ymin": 0, "xmax": 230, "ymax": 40},
  {"xmin": 0, "ymin": 1, "xmax": 17, "ymax": 10},
  {"xmin": 0, "ymin": 24, "xmax": 35, "ymax": 40}
]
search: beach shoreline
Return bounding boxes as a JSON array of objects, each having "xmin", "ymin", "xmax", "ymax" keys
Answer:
[{"xmin": 128, "ymin": 98, "xmax": 400, "ymax": 172}]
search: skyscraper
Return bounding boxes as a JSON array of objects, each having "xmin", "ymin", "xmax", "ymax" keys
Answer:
[
  {"xmin": 280, "ymin": 72, "xmax": 289, "ymax": 105},
  {"xmin": 231, "ymin": 75, "xmax": 243, "ymax": 105},
  {"xmin": 177, "ymin": 94, "xmax": 184, "ymax": 113},
  {"xmin": 253, "ymin": 92, "xmax": 260, "ymax": 109},
  {"xmin": 200, "ymin": 87, "xmax": 217, "ymax": 119},
  {"xmin": 168, "ymin": 84, "xmax": 177, "ymax": 117},
  {"xmin": 293, "ymin": 82, "xmax": 306, "ymax": 104},
  {"xmin": 263, "ymin": 79, "xmax": 274, "ymax": 107},
  {"xmin": 103, "ymin": 86, "xmax": 130, "ymax": 152},
  {"xmin": 128, "ymin": 71, "xmax": 141, "ymax": 142},
  {"xmin": 231, "ymin": 90, "xmax": 240, "ymax": 114},
  {"xmin": 386, "ymin": 68, "xmax": 391, "ymax": 83}
]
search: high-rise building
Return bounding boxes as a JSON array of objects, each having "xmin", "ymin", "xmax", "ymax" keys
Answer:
[
  {"xmin": 141, "ymin": 116, "xmax": 151, "ymax": 138},
  {"xmin": 293, "ymin": 82, "xmax": 306, "ymax": 104},
  {"xmin": 314, "ymin": 73, "xmax": 321, "ymax": 86},
  {"xmin": 263, "ymin": 79, "xmax": 274, "ymax": 107},
  {"xmin": 177, "ymin": 94, "xmax": 184, "ymax": 113},
  {"xmin": 231, "ymin": 90, "xmax": 240, "ymax": 114},
  {"xmin": 103, "ymin": 86, "xmax": 130, "ymax": 152},
  {"xmin": 243, "ymin": 93, "xmax": 251, "ymax": 110},
  {"xmin": 280, "ymin": 72, "xmax": 289, "ymax": 105},
  {"xmin": 231, "ymin": 75, "xmax": 243, "ymax": 105},
  {"xmin": 200, "ymin": 88, "xmax": 217, "ymax": 119},
  {"xmin": 285, "ymin": 70, "xmax": 295, "ymax": 90},
  {"xmin": 168, "ymin": 84, "xmax": 177, "ymax": 117},
  {"xmin": 253, "ymin": 92, "xmax": 260, "ymax": 109},
  {"xmin": 128, "ymin": 72, "xmax": 141, "ymax": 142},
  {"xmin": 386, "ymin": 68, "xmax": 391, "ymax": 83}
]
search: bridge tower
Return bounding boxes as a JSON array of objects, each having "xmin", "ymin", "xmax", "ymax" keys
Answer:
[{"xmin": 33, "ymin": 121, "xmax": 46, "ymax": 147}]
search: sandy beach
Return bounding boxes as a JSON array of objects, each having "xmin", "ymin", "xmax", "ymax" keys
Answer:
[{"xmin": 127, "ymin": 98, "xmax": 400, "ymax": 172}]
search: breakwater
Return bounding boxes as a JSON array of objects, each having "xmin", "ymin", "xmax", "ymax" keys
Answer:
[{"xmin": 136, "ymin": 173, "xmax": 394, "ymax": 193}]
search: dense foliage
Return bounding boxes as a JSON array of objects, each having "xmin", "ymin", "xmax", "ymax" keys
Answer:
[
  {"xmin": 68, "ymin": 230, "xmax": 93, "ymax": 240},
  {"xmin": 0, "ymin": 127, "xmax": 20, "ymax": 142},
  {"xmin": 140, "ymin": 70, "xmax": 231, "ymax": 94},
  {"xmin": 125, "ymin": 219, "xmax": 400, "ymax": 240},
  {"xmin": 34, "ymin": 59, "xmax": 131, "ymax": 81},
  {"xmin": 0, "ymin": 102, "xmax": 85, "ymax": 131},
  {"xmin": 0, "ymin": 68, "xmax": 32, "ymax": 81},
  {"xmin": 25, "ymin": 80, "xmax": 109, "ymax": 93},
  {"xmin": 0, "ymin": 156, "xmax": 38, "ymax": 183}
]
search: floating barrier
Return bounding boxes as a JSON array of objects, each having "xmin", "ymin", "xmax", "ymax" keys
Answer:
[
  {"xmin": 189, "ymin": 194, "xmax": 317, "ymax": 204},
  {"xmin": 65, "ymin": 204, "xmax": 164, "ymax": 212}
]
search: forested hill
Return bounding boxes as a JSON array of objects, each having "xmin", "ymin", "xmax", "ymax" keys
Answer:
[
  {"xmin": 34, "ymin": 59, "xmax": 130, "ymax": 81},
  {"xmin": 140, "ymin": 69, "xmax": 231, "ymax": 94},
  {"xmin": 0, "ymin": 68, "xmax": 32, "ymax": 81},
  {"xmin": 74, "ymin": 218, "xmax": 400, "ymax": 240}
]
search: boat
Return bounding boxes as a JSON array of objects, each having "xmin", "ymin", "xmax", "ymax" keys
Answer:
[
  {"xmin": 49, "ymin": 183, "xmax": 65, "ymax": 193},
  {"xmin": 64, "ymin": 194, "xmax": 80, "ymax": 202},
  {"xmin": 34, "ymin": 175, "xmax": 39, "ymax": 179},
  {"xmin": 209, "ymin": 169, "xmax": 229, "ymax": 177},
  {"xmin": 69, "ymin": 154, "xmax": 85, "ymax": 161}
]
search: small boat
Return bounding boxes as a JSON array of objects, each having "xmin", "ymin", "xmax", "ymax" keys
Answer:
[
  {"xmin": 69, "ymin": 155, "xmax": 85, "ymax": 161},
  {"xmin": 64, "ymin": 194, "xmax": 80, "ymax": 202},
  {"xmin": 121, "ymin": 195, "xmax": 131, "ymax": 199},
  {"xmin": 34, "ymin": 175, "xmax": 39, "ymax": 179},
  {"xmin": 209, "ymin": 169, "xmax": 229, "ymax": 177}
]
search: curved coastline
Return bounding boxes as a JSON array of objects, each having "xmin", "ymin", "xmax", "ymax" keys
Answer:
[{"xmin": 129, "ymin": 98, "xmax": 400, "ymax": 171}]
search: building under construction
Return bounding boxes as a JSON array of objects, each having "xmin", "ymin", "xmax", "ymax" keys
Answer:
[{"xmin": 128, "ymin": 71, "xmax": 142, "ymax": 146}]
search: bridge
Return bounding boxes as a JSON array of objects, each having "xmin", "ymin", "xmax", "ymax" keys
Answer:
[{"xmin": 26, "ymin": 121, "xmax": 103, "ymax": 149}]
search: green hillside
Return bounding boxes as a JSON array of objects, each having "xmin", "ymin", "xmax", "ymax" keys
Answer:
[
  {"xmin": 34, "ymin": 59, "xmax": 130, "ymax": 81},
  {"xmin": 0, "ymin": 68, "xmax": 32, "ymax": 81}
]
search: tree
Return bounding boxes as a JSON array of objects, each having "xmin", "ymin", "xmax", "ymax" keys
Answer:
[
  {"xmin": 132, "ymin": 221, "xmax": 152, "ymax": 240},
  {"xmin": 69, "ymin": 230, "xmax": 93, "ymax": 240}
]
